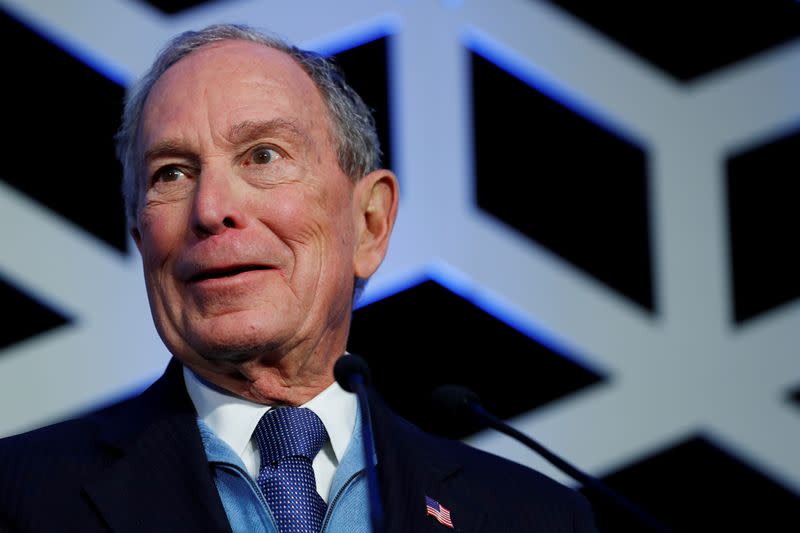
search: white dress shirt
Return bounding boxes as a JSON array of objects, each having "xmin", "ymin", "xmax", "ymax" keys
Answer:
[{"xmin": 183, "ymin": 366, "xmax": 356, "ymax": 502}]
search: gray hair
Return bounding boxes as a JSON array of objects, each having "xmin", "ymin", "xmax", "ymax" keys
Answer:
[{"xmin": 116, "ymin": 24, "xmax": 382, "ymax": 227}]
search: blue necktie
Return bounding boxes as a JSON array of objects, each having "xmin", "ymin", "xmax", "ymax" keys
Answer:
[{"xmin": 253, "ymin": 407, "xmax": 329, "ymax": 533}]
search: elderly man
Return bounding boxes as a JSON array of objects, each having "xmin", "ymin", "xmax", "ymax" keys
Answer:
[{"xmin": 0, "ymin": 25, "xmax": 596, "ymax": 532}]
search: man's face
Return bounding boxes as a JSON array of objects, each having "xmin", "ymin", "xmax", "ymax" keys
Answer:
[{"xmin": 134, "ymin": 41, "xmax": 374, "ymax": 389}]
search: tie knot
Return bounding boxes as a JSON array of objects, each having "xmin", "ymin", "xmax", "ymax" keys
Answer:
[{"xmin": 254, "ymin": 407, "xmax": 328, "ymax": 466}]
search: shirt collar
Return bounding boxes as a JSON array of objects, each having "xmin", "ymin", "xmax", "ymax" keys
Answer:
[{"xmin": 183, "ymin": 365, "xmax": 355, "ymax": 463}]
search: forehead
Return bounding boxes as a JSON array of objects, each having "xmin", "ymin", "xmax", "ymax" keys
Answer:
[{"xmin": 142, "ymin": 40, "xmax": 329, "ymax": 147}]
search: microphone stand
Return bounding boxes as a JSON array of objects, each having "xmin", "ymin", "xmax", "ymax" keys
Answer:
[
  {"xmin": 469, "ymin": 401, "xmax": 670, "ymax": 532},
  {"xmin": 334, "ymin": 354, "xmax": 385, "ymax": 533}
]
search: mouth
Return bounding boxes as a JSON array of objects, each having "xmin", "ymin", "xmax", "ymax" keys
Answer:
[{"xmin": 189, "ymin": 265, "xmax": 273, "ymax": 283}]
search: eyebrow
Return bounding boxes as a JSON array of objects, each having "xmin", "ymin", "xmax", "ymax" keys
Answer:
[
  {"xmin": 143, "ymin": 118, "xmax": 308, "ymax": 166},
  {"xmin": 143, "ymin": 141, "xmax": 199, "ymax": 168},
  {"xmin": 224, "ymin": 118, "xmax": 308, "ymax": 147}
]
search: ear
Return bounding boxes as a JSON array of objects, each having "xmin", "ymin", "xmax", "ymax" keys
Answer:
[{"xmin": 352, "ymin": 169, "xmax": 399, "ymax": 279}]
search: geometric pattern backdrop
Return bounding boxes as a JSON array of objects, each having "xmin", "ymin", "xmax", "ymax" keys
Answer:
[{"xmin": 1, "ymin": 0, "xmax": 799, "ymax": 530}]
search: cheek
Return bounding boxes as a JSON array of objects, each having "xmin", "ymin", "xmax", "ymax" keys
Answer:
[
  {"xmin": 137, "ymin": 207, "xmax": 185, "ymax": 268},
  {"xmin": 271, "ymin": 190, "xmax": 311, "ymax": 223},
  {"xmin": 261, "ymin": 188, "xmax": 334, "ymax": 242},
  {"xmin": 261, "ymin": 186, "xmax": 356, "ymax": 281}
]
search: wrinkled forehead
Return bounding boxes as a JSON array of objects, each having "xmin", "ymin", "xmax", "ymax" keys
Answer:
[{"xmin": 140, "ymin": 40, "xmax": 332, "ymax": 151}]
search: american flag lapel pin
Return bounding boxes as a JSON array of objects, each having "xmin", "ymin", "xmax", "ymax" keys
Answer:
[{"xmin": 425, "ymin": 495, "xmax": 454, "ymax": 529}]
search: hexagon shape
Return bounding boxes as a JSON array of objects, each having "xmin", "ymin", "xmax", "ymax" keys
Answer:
[
  {"xmin": 471, "ymin": 50, "xmax": 653, "ymax": 311},
  {"xmin": 138, "ymin": 0, "xmax": 216, "ymax": 15},
  {"xmin": 726, "ymin": 128, "xmax": 800, "ymax": 324},
  {"xmin": 582, "ymin": 434, "xmax": 800, "ymax": 531},
  {"xmin": 542, "ymin": 1, "xmax": 800, "ymax": 82},
  {"xmin": 347, "ymin": 278, "xmax": 605, "ymax": 439},
  {"xmin": 0, "ymin": 276, "xmax": 70, "ymax": 351},
  {"xmin": 789, "ymin": 385, "xmax": 800, "ymax": 409},
  {"xmin": 0, "ymin": 9, "xmax": 126, "ymax": 252},
  {"xmin": 334, "ymin": 36, "xmax": 394, "ymax": 171}
]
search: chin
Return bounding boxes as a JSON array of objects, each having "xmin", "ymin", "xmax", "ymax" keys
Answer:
[
  {"xmin": 197, "ymin": 332, "xmax": 287, "ymax": 364},
  {"xmin": 183, "ymin": 312, "xmax": 295, "ymax": 364}
]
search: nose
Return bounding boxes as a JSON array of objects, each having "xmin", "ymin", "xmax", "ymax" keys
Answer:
[{"xmin": 191, "ymin": 169, "xmax": 246, "ymax": 237}]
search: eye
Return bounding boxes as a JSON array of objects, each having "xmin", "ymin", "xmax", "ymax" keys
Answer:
[
  {"xmin": 152, "ymin": 166, "xmax": 187, "ymax": 184},
  {"xmin": 249, "ymin": 146, "xmax": 282, "ymax": 165}
]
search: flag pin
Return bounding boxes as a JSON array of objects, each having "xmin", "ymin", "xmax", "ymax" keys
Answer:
[{"xmin": 425, "ymin": 495, "xmax": 454, "ymax": 529}]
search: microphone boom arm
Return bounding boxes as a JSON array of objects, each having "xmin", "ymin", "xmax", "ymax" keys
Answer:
[{"xmin": 466, "ymin": 399, "xmax": 671, "ymax": 533}]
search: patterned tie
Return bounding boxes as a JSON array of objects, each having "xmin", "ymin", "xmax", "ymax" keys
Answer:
[{"xmin": 253, "ymin": 407, "xmax": 329, "ymax": 533}]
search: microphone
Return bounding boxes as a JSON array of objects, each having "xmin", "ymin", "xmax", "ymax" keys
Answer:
[
  {"xmin": 333, "ymin": 353, "xmax": 372, "ymax": 393},
  {"xmin": 334, "ymin": 354, "xmax": 384, "ymax": 533},
  {"xmin": 432, "ymin": 385, "xmax": 672, "ymax": 533}
]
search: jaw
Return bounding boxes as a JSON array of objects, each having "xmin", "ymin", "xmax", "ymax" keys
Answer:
[
  {"xmin": 156, "ymin": 294, "xmax": 352, "ymax": 404},
  {"xmin": 178, "ymin": 319, "xmax": 348, "ymax": 406},
  {"xmin": 147, "ymin": 244, "xmax": 356, "ymax": 404}
]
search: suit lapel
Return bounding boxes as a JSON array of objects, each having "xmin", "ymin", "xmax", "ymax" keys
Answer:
[
  {"xmin": 82, "ymin": 364, "xmax": 487, "ymax": 532},
  {"xmin": 83, "ymin": 359, "xmax": 232, "ymax": 533},
  {"xmin": 369, "ymin": 391, "xmax": 487, "ymax": 533}
]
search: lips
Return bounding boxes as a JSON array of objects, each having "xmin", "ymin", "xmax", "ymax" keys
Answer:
[{"xmin": 188, "ymin": 264, "xmax": 273, "ymax": 283}]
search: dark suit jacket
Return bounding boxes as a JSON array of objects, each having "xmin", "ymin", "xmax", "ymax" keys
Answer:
[{"xmin": 0, "ymin": 359, "xmax": 595, "ymax": 532}]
